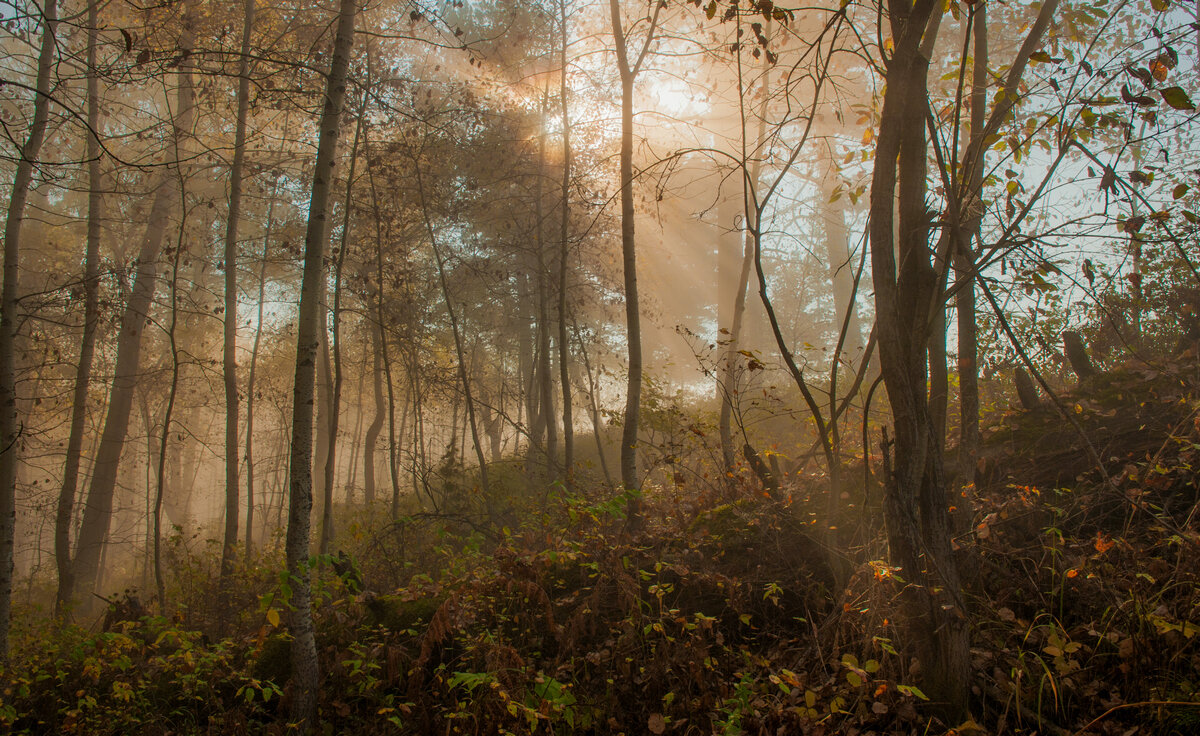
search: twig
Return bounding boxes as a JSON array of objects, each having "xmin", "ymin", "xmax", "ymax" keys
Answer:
[{"xmin": 1072, "ymin": 700, "xmax": 1199, "ymax": 735}]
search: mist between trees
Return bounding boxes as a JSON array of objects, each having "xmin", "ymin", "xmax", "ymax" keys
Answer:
[{"xmin": 0, "ymin": 0, "xmax": 1198, "ymax": 731}]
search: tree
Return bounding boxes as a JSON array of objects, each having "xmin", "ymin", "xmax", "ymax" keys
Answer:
[
  {"xmin": 609, "ymin": 0, "xmax": 662, "ymax": 515},
  {"xmin": 284, "ymin": 0, "xmax": 358, "ymax": 726},
  {"xmin": 1, "ymin": 0, "xmax": 57, "ymax": 652},
  {"xmin": 219, "ymin": 0, "xmax": 256, "ymax": 618},
  {"xmin": 55, "ymin": 0, "xmax": 102, "ymax": 620},
  {"xmin": 70, "ymin": 0, "xmax": 197, "ymax": 607},
  {"xmin": 557, "ymin": 0, "xmax": 576, "ymax": 488}
]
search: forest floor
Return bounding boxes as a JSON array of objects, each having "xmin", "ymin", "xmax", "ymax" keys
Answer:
[{"xmin": 3, "ymin": 366, "xmax": 1200, "ymax": 735}]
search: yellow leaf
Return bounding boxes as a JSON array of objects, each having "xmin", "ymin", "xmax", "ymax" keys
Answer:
[{"xmin": 267, "ymin": 608, "xmax": 281, "ymax": 627}]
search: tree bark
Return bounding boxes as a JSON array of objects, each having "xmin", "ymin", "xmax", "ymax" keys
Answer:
[
  {"xmin": 56, "ymin": 0, "xmax": 95, "ymax": 618},
  {"xmin": 954, "ymin": 3, "xmax": 986, "ymax": 481},
  {"xmin": 557, "ymin": 0, "xmax": 575, "ymax": 488},
  {"xmin": 363, "ymin": 328, "xmax": 384, "ymax": 506},
  {"xmin": 285, "ymin": 0, "xmax": 357, "ymax": 727},
  {"xmin": 154, "ymin": 208, "xmax": 187, "ymax": 616},
  {"xmin": 1, "ymin": 0, "xmax": 57, "ymax": 651},
  {"xmin": 609, "ymin": 0, "xmax": 661, "ymax": 517},
  {"xmin": 73, "ymin": 0, "xmax": 194, "ymax": 606},
  {"xmin": 314, "ymin": 317, "xmax": 332, "ymax": 526},
  {"xmin": 219, "ymin": 0, "xmax": 255, "ymax": 612},
  {"xmin": 414, "ymin": 161, "xmax": 492, "ymax": 501},
  {"xmin": 575, "ymin": 326, "xmax": 615, "ymax": 487},
  {"xmin": 321, "ymin": 104, "xmax": 362, "ymax": 554},
  {"xmin": 245, "ymin": 171, "xmax": 280, "ymax": 558},
  {"xmin": 534, "ymin": 98, "xmax": 558, "ymax": 477},
  {"xmin": 868, "ymin": 0, "xmax": 969, "ymax": 719},
  {"xmin": 720, "ymin": 38, "xmax": 770, "ymax": 479}
]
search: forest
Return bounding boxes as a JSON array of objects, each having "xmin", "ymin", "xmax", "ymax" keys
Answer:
[{"xmin": 0, "ymin": 0, "xmax": 1199, "ymax": 732}]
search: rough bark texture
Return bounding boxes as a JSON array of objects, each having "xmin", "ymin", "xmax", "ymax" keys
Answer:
[
  {"xmin": 56, "ymin": 0, "xmax": 95, "ymax": 617},
  {"xmin": 415, "ymin": 163, "xmax": 492, "ymax": 501},
  {"xmin": 1015, "ymin": 368, "xmax": 1041, "ymax": 410},
  {"xmin": 719, "ymin": 47, "xmax": 771, "ymax": 480},
  {"xmin": 154, "ymin": 218, "xmax": 187, "ymax": 616},
  {"xmin": 955, "ymin": 2, "xmax": 987, "ymax": 481},
  {"xmin": 534, "ymin": 115, "xmax": 558, "ymax": 476},
  {"xmin": 868, "ymin": 0, "xmax": 970, "ymax": 719},
  {"xmin": 286, "ymin": 0, "xmax": 357, "ymax": 727},
  {"xmin": 608, "ymin": 0, "xmax": 660, "ymax": 514},
  {"xmin": 245, "ymin": 179, "xmax": 279, "ymax": 558},
  {"xmin": 219, "ymin": 0, "xmax": 255, "ymax": 607},
  {"xmin": 557, "ymin": 0, "xmax": 575, "ymax": 487},
  {"xmin": 73, "ymin": 0, "xmax": 194, "ymax": 606},
  {"xmin": 321, "ymin": 107, "xmax": 361, "ymax": 554},
  {"xmin": 363, "ymin": 330, "xmax": 384, "ymax": 506},
  {"xmin": 1, "ymin": 0, "xmax": 57, "ymax": 651}
]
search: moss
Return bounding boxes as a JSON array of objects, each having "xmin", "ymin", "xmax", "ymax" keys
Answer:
[
  {"xmin": 364, "ymin": 594, "xmax": 444, "ymax": 632},
  {"xmin": 252, "ymin": 633, "xmax": 292, "ymax": 683},
  {"xmin": 687, "ymin": 500, "xmax": 755, "ymax": 539}
]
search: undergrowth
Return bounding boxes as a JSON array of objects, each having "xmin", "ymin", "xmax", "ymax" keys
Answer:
[{"xmin": 3, "ymin": 380, "xmax": 1200, "ymax": 734}]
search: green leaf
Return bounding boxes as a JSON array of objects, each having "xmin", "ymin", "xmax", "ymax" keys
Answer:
[
  {"xmin": 705, "ymin": 0, "xmax": 717, "ymax": 19},
  {"xmin": 1173, "ymin": 183, "xmax": 1190, "ymax": 199},
  {"xmin": 1150, "ymin": 0, "xmax": 1169, "ymax": 11},
  {"xmin": 898, "ymin": 684, "xmax": 929, "ymax": 700},
  {"xmin": 1160, "ymin": 86, "xmax": 1196, "ymax": 111},
  {"xmin": 846, "ymin": 671, "xmax": 863, "ymax": 687}
]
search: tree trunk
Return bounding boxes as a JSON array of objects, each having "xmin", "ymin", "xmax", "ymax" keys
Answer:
[
  {"xmin": 955, "ymin": 2, "xmax": 986, "ymax": 482},
  {"xmin": 534, "ymin": 100, "xmax": 558, "ymax": 477},
  {"xmin": 575, "ymin": 325, "xmax": 615, "ymax": 487},
  {"xmin": 345, "ymin": 371, "xmax": 364, "ymax": 504},
  {"xmin": 314, "ymin": 319, "xmax": 333, "ymax": 518},
  {"xmin": 219, "ymin": 0, "xmax": 255, "ymax": 613},
  {"xmin": 285, "ymin": 0, "xmax": 357, "ymax": 727},
  {"xmin": 868, "ymin": 0, "xmax": 969, "ymax": 719},
  {"xmin": 56, "ymin": 0, "xmax": 95, "ymax": 618},
  {"xmin": 3, "ymin": 1, "xmax": 57, "ymax": 648},
  {"xmin": 720, "ymin": 43, "xmax": 770, "ymax": 480},
  {"xmin": 414, "ymin": 163, "xmax": 492, "ymax": 501},
  {"xmin": 73, "ymin": 0, "xmax": 194, "ymax": 605},
  {"xmin": 361, "ymin": 111, "xmax": 402, "ymax": 514},
  {"xmin": 557, "ymin": 0, "xmax": 575, "ymax": 487},
  {"xmin": 608, "ymin": 0, "xmax": 660, "ymax": 514},
  {"xmin": 154, "ymin": 213, "xmax": 186, "ymax": 616},
  {"xmin": 716, "ymin": 189, "xmax": 742, "ymax": 474},
  {"xmin": 321, "ymin": 105, "xmax": 362, "ymax": 554},
  {"xmin": 363, "ymin": 329, "xmax": 384, "ymax": 506}
]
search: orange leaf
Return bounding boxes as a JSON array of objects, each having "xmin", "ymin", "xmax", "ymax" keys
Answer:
[{"xmin": 1066, "ymin": 568, "xmax": 1079, "ymax": 578}]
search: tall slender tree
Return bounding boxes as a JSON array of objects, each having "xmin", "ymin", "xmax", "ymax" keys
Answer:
[
  {"xmin": 71, "ymin": 0, "xmax": 197, "ymax": 605},
  {"xmin": 285, "ymin": 0, "xmax": 358, "ymax": 726},
  {"xmin": 608, "ymin": 0, "xmax": 662, "ymax": 516},
  {"xmin": 867, "ymin": 0, "xmax": 968, "ymax": 716},
  {"xmin": 1, "ymin": 0, "xmax": 57, "ymax": 652},
  {"xmin": 556, "ymin": 0, "xmax": 576, "ymax": 489},
  {"xmin": 219, "ymin": 0, "xmax": 256, "ymax": 610},
  {"xmin": 56, "ymin": 0, "xmax": 96, "ymax": 618}
]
